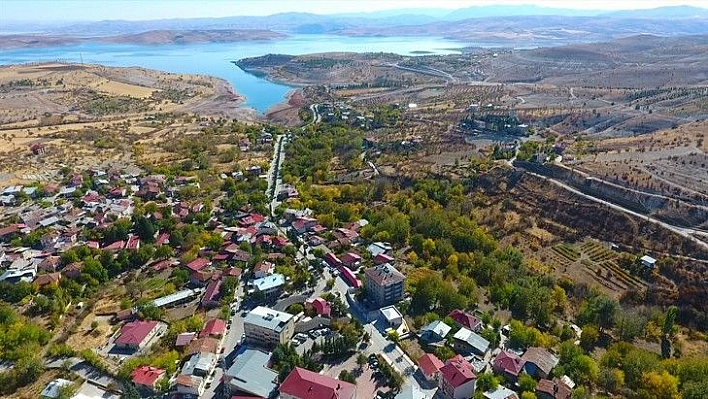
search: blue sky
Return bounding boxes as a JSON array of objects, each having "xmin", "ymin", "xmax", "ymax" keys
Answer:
[{"xmin": 2, "ymin": 0, "xmax": 705, "ymax": 21}]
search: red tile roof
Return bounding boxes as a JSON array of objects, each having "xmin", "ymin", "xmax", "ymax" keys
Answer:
[
  {"xmin": 373, "ymin": 253, "xmax": 395, "ymax": 264},
  {"xmin": 126, "ymin": 235, "xmax": 140, "ymax": 250},
  {"xmin": 115, "ymin": 320, "xmax": 159, "ymax": 346},
  {"xmin": 307, "ymin": 298, "xmax": 331, "ymax": 317},
  {"xmin": 155, "ymin": 233, "xmax": 170, "ymax": 246},
  {"xmin": 185, "ymin": 257, "xmax": 209, "ymax": 272},
  {"xmin": 131, "ymin": 365, "xmax": 166, "ymax": 387},
  {"xmin": 440, "ymin": 355, "xmax": 476, "ymax": 388},
  {"xmin": 33, "ymin": 273, "xmax": 61, "ymax": 288},
  {"xmin": 0, "ymin": 224, "xmax": 20, "ymax": 237},
  {"xmin": 449, "ymin": 309, "xmax": 482, "ymax": 331},
  {"xmin": 536, "ymin": 379, "xmax": 572, "ymax": 399},
  {"xmin": 224, "ymin": 267, "xmax": 242, "ymax": 278},
  {"xmin": 103, "ymin": 240, "xmax": 126, "ymax": 251},
  {"xmin": 202, "ymin": 279, "xmax": 222, "ymax": 305},
  {"xmin": 493, "ymin": 350, "xmax": 526, "ymax": 377},
  {"xmin": 175, "ymin": 332, "xmax": 197, "ymax": 347},
  {"xmin": 279, "ymin": 367, "xmax": 356, "ymax": 399},
  {"xmin": 201, "ymin": 318, "xmax": 227, "ymax": 338},
  {"xmin": 418, "ymin": 353, "xmax": 445, "ymax": 378}
]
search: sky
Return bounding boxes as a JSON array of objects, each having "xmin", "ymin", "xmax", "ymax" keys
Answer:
[{"xmin": 1, "ymin": 0, "xmax": 706, "ymax": 22}]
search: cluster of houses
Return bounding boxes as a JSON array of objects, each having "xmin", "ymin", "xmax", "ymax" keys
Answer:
[{"xmin": 411, "ymin": 307, "xmax": 574, "ymax": 399}]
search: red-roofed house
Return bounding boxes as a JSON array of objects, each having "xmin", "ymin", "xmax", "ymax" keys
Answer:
[
  {"xmin": 493, "ymin": 350, "xmax": 526, "ymax": 383},
  {"xmin": 224, "ymin": 267, "xmax": 242, "ymax": 279},
  {"xmin": 340, "ymin": 252, "xmax": 362, "ymax": 270},
  {"xmin": 126, "ymin": 235, "xmax": 141, "ymax": 250},
  {"xmin": 439, "ymin": 355, "xmax": 476, "ymax": 399},
  {"xmin": 155, "ymin": 233, "xmax": 170, "ymax": 246},
  {"xmin": 305, "ymin": 297, "xmax": 331, "ymax": 317},
  {"xmin": 115, "ymin": 320, "xmax": 160, "ymax": 350},
  {"xmin": 33, "ymin": 272, "xmax": 61, "ymax": 289},
  {"xmin": 200, "ymin": 318, "xmax": 227, "ymax": 338},
  {"xmin": 201, "ymin": 280, "xmax": 222, "ymax": 309},
  {"xmin": 449, "ymin": 309, "xmax": 483, "ymax": 332},
  {"xmin": 418, "ymin": 353, "xmax": 445, "ymax": 383},
  {"xmin": 373, "ymin": 253, "xmax": 395, "ymax": 265},
  {"xmin": 131, "ymin": 366, "xmax": 166, "ymax": 392},
  {"xmin": 272, "ymin": 236, "xmax": 289, "ymax": 249},
  {"xmin": 253, "ymin": 260, "xmax": 274, "ymax": 279},
  {"xmin": 175, "ymin": 332, "xmax": 196, "ymax": 347},
  {"xmin": 61, "ymin": 262, "xmax": 83, "ymax": 279},
  {"xmin": 323, "ymin": 252, "xmax": 342, "ymax": 268},
  {"xmin": 190, "ymin": 270, "xmax": 214, "ymax": 287},
  {"xmin": 279, "ymin": 367, "xmax": 356, "ymax": 399},
  {"xmin": 103, "ymin": 240, "xmax": 126, "ymax": 251},
  {"xmin": 185, "ymin": 258, "xmax": 210, "ymax": 272}
]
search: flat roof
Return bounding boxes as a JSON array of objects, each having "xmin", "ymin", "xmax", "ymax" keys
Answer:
[
  {"xmin": 380, "ymin": 305, "xmax": 403, "ymax": 321},
  {"xmin": 244, "ymin": 306, "xmax": 293, "ymax": 332}
]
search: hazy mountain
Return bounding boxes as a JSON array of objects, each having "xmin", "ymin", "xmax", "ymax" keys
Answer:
[{"xmin": 601, "ymin": 6, "xmax": 708, "ymax": 18}]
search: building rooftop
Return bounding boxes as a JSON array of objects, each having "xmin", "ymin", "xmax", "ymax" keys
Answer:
[
  {"xmin": 453, "ymin": 327, "xmax": 490, "ymax": 354},
  {"xmin": 40, "ymin": 379, "xmax": 73, "ymax": 399},
  {"xmin": 440, "ymin": 355, "xmax": 476, "ymax": 388},
  {"xmin": 380, "ymin": 305, "xmax": 403, "ymax": 323},
  {"xmin": 244, "ymin": 306, "xmax": 293, "ymax": 332},
  {"xmin": 418, "ymin": 353, "xmax": 445, "ymax": 377},
  {"xmin": 279, "ymin": 367, "xmax": 356, "ymax": 399},
  {"xmin": 115, "ymin": 320, "xmax": 159, "ymax": 346},
  {"xmin": 152, "ymin": 288, "xmax": 198, "ymax": 308},
  {"xmin": 364, "ymin": 263, "xmax": 404, "ymax": 286},
  {"xmin": 225, "ymin": 347, "xmax": 278, "ymax": 398},
  {"xmin": 131, "ymin": 365, "xmax": 166, "ymax": 387},
  {"xmin": 252, "ymin": 274, "xmax": 285, "ymax": 292},
  {"xmin": 421, "ymin": 320, "xmax": 452, "ymax": 340},
  {"xmin": 521, "ymin": 347, "xmax": 559, "ymax": 376},
  {"xmin": 484, "ymin": 385, "xmax": 519, "ymax": 399}
]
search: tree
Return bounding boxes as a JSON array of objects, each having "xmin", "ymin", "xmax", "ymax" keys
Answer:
[
  {"xmin": 580, "ymin": 324, "xmax": 599, "ymax": 350},
  {"xmin": 579, "ymin": 294, "xmax": 619, "ymax": 332},
  {"xmin": 518, "ymin": 373, "xmax": 536, "ymax": 392},
  {"xmin": 662, "ymin": 306, "xmax": 678, "ymax": 336},
  {"xmin": 356, "ymin": 353, "xmax": 367, "ymax": 370},
  {"xmin": 434, "ymin": 346, "xmax": 456, "ymax": 361},
  {"xmin": 476, "ymin": 373, "xmax": 499, "ymax": 392},
  {"xmin": 338, "ymin": 370, "xmax": 356, "ymax": 384},
  {"xmin": 154, "ymin": 244, "xmax": 174, "ymax": 260},
  {"xmin": 598, "ymin": 367, "xmax": 625, "ymax": 394},
  {"xmin": 639, "ymin": 371, "xmax": 680, "ymax": 399},
  {"xmin": 387, "ymin": 330, "xmax": 400, "ymax": 343}
]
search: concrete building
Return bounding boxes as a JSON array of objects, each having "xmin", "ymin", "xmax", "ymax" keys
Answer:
[
  {"xmin": 439, "ymin": 355, "xmax": 477, "ymax": 399},
  {"xmin": 40, "ymin": 379, "xmax": 73, "ymax": 399},
  {"xmin": 380, "ymin": 305, "xmax": 403, "ymax": 327},
  {"xmin": 243, "ymin": 306, "xmax": 294, "ymax": 348},
  {"xmin": 452, "ymin": 327, "xmax": 490, "ymax": 356},
  {"xmin": 251, "ymin": 273, "xmax": 285, "ymax": 299},
  {"xmin": 364, "ymin": 263, "xmax": 404, "ymax": 307}
]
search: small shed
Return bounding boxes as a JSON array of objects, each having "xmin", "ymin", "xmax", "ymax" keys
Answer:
[{"xmin": 640, "ymin": 255, "xmax": 657, "ymax": 268}]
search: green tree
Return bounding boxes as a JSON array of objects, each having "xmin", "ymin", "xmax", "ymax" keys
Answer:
[
  {"xmin": 476, "ymin": 373, "xmax": 499, "ymax": 392},
  {"xmin": 662, "ymin": 306, "xmax": 678, "ymax": 336},
  {"xmin": 518, "ymin": 373, "xmax": 536, "ymax": 392},
  {"xmin": 338, "ymin": 370, "xmax": 356, "ymax": 384}
]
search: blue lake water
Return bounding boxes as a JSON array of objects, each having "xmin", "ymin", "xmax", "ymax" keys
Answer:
[{"xmin": 0, "ymin": 35, "xmax": 466, "ymax": 113}]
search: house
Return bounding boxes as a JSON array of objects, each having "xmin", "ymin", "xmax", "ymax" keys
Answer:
[
  {"xmin": 251, "ymin": 273, "xmax": 285, "ymax": 299},
  {"xmin": 61, "ymin": 262, "xmax": 83, "ymax": 279},
  {"xmin": 201, "ymin": 279, "xmax": 222, "ymax": 309},
  {"xmin": 453, "ymin": 327, "xmax": 490, "ymax": 356},
  {"xmin": 224, "ymin": 347, "xmax": 278, "ymax": 398},
  {"xmin": 279, "ymin": 367, "xmax": 356, "ymax": 399},
  {"xmin": 367, "ymin": 241, "xmax": 392, "ymax": 257},
  {"xmin": 418, "ymin": 353, "xmax": 445, "ymax": 383},
  {"xmin": 185, "ymin": 257, "xmax": 210, "ymax": 273},
  {"xmin": 305, "ymin": 297, "xmax": 331, "ymax": 317},
  {"xmin": 492, "ymin": 350, "xmax": 526, "ymax": 383},
  {"xmin": 521, "ymin": 347, "xmax": 559, "ymax": 379},
  {"xmin": 175, "ymin": 374, "xmax": 205, "ymax": 397},
  {"xmin": 536, "ymin": 378, "xmax": 572, "ymax": 399},
  {"xmin": 185, "ymin": 337, "xmax": 220, "ymax": 356},
  {"xmin": 175, "ymin": 332, "xmax": 197, "ymax": 347},
  {"xmin": 40, "ymin": 378, "xmax": 73, "ymax": 399},
  {"xmin": 373, "ymin": 252, "xmax": 395, "ymax": 265},
  {"xmin": 33, "ymin": 272, "xmax": 62, "ymax": 289},
  {"xmin": 114, "ymin": 320, "xmax": 161, "ymax": 351},
  {"xmin": 201, "ymin": 318, "xmax": 227, "ymax": 338},
  {"xmin": 103, "ymin": 240, "xmax": 125, "ymax": 251},
  {"xmin": 439, "ymin": 355, "xmax": 477, "ymax": 399},
  {"xmin": 340, "ymin": 252, "xmax": 362, "ymax": 270},
  {"xmin": 131, "ymin": 366, "xmax": 166, "ymax": 392},
  {"xmin": 125, "ymin": 235, "xmax": 140, "ymax": 250},
  {"xmin": 182, "ymin": 352, "xmax": 217, "ymax": 378},
  {"xmin": 380, "ymin": 305, "xmax": 403, "ymax": 327},
  {"xmin": 252, "ymin": 260, "xmax": 275, "ymax": 279},
  {"xmin": 152, "ymin": 288, "xmax": 199, "ymax": 308},
  {"xmin": 640, "ymin": 254, "xmax": 657, "ymax": 268},
  {"xmin": 420, "ymin": 320, "xmax": 452, "ymax": 345},
  {"xmin": 364, "ymin": 263, "xmax": 405, "ymax": 307},
  {"xmin": 483, "ymin": 385, "xmax": 519, "ymax": 399},
  {"xmin": 190, "ymin": 270, "xmax": 214, "ymax": 287},
  {"xmin": 243, "ymin": 306, "xmax": 294, "ymax": 348},
  {"xmin": 449, "ymin": 309, "xmax": 483, "ymax": 332}
]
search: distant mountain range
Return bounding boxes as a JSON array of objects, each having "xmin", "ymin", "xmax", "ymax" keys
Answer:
[{"xmin": 2, "ymin": 5, "xmax": 707, "ymax": 48}]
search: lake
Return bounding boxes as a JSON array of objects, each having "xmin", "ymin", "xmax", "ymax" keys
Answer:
[{"xmin": 0, "ymin": 35, "xmax": 466, "ymax": 113}]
